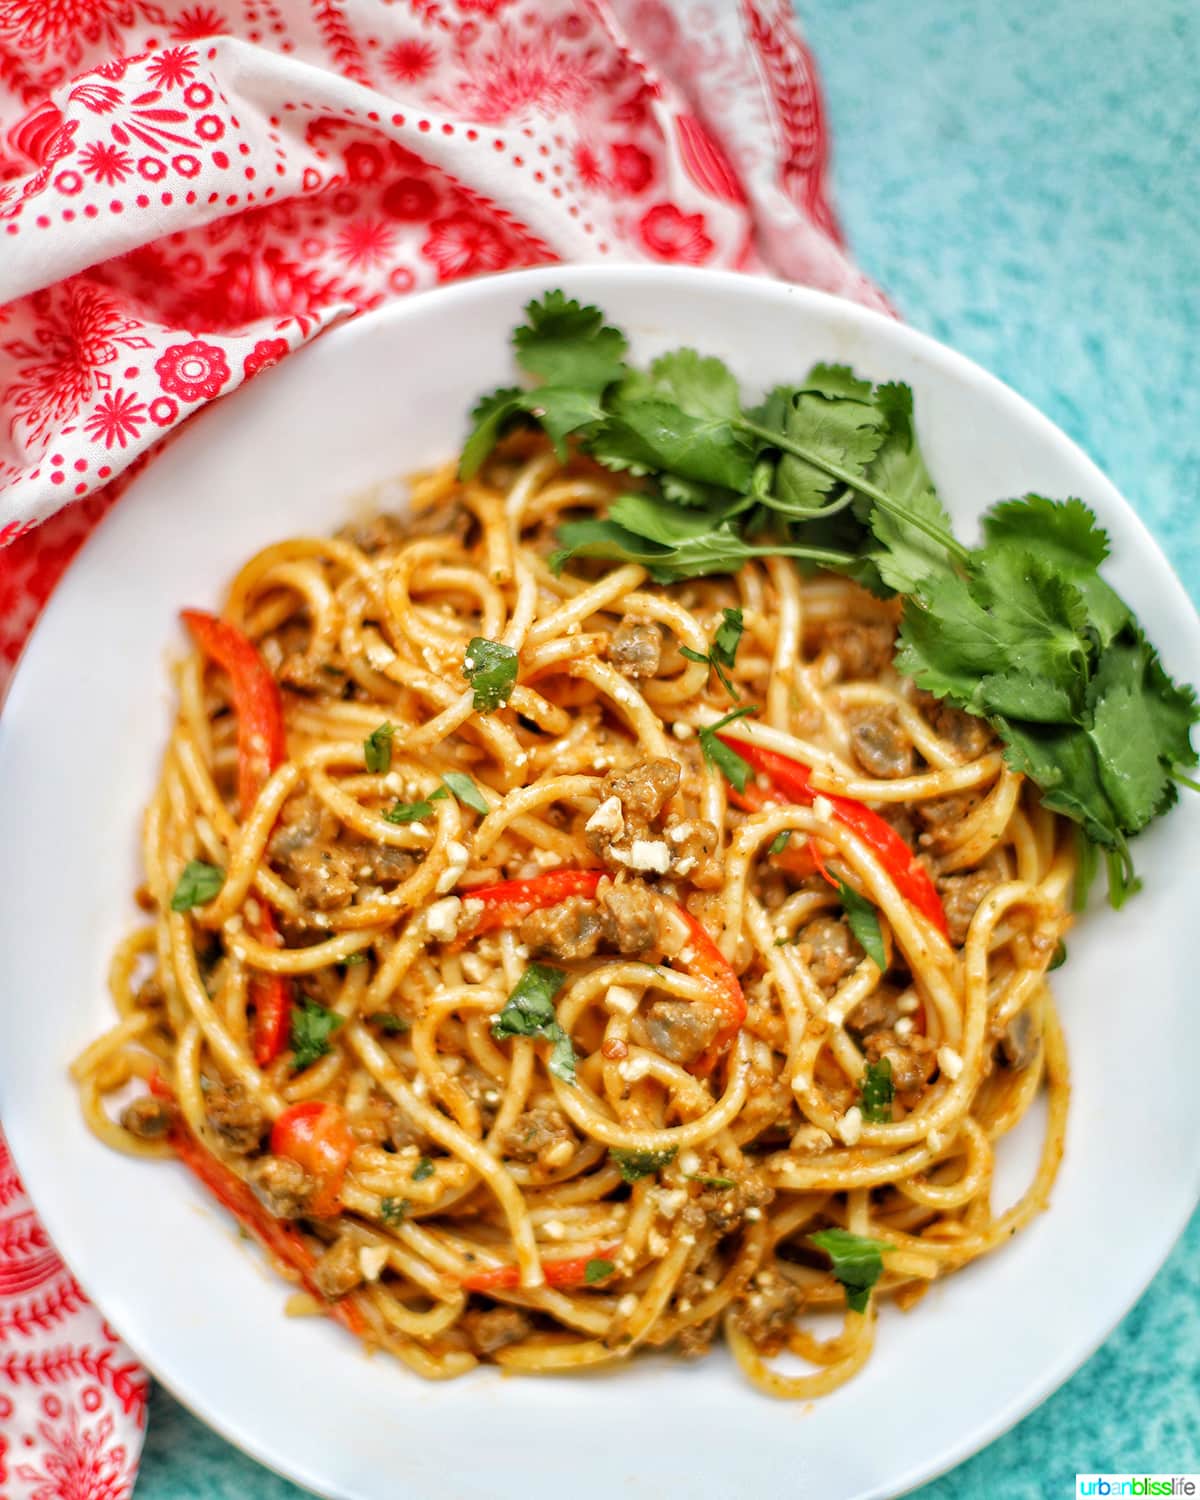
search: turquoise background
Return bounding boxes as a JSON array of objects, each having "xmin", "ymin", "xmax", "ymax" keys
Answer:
[{"xmin": 135, "ymin": 0, "xmax": 1200, "ymax": 1494}]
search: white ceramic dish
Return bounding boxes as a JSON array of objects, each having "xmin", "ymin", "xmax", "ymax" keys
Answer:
[{"xmin": 1, "ymin": 266, "xmax": 1198, "ymax": 1500}]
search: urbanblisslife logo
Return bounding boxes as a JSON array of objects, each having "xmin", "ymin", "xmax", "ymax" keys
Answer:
[{"xmin": 1076, "ymin": 1479, "xmax": 1199, "ymax": 1497}]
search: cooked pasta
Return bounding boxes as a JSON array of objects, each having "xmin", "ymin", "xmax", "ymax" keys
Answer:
[{"xmin": 75, "ymin": 433, "xmax": 1071, "ymax": 1397}]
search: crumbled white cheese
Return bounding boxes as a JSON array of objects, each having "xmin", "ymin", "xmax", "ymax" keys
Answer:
[
  {"xmin": 673, "ymin": 855, "xmax": 697, "ymax": 876},
  {"xmin": 671, "ymin": 722, "xmax": 694, "ymax": 741},
  {"xmin": 483, "ymin": 1088, "xmax": 502, "ymax": 1108},
  {"xmin": 655, "ymin": 1188, "xmax": 687, "ymax": 1218},
  {"xmin": 359, "ymin": 1245, "xmax": 389, "ymax": 1281},
  {"xmin": 666, "ymin": 821, "xmax": 693, "ymax": 844},
  {"xmin": 585, "ymin": 795, "xmax": 624, "ymax": 840},
  {"xmin": 436, "ymin": 840, "xmax": 469, "ymax": 894},
  {"xmin": 383, "ymin": 771, "xmax": 403, "ymax": 794},
  {"xmin": 894, "ymin": 1016, "xmax": 915, "ymax": 1038},
  {"xmin": 678, "ymin": 1150, "xmax": 701, "ymax": 1176},
  {"xmin": 897, "ymin": 992, "xmax": 920, "ymax": 1015},
  {"xmin": 463, "ymin": 655, "xmax": 475, "ymax": 670},
  {"xmin": 604, "ymin": 984, "xmax": 640, "ymax": 1017},
  {"xmin": 357, "ymin": 865, "xmax": 374, "ymax": 880},
  {"xmin": 541, "ymin": 1219, "xmax": 566, "ymax": 1241},
  {"xmin": 425, "ymin": 896, "xmax": 463, "ymax": 942},
  {"xmin": 937, "ymin": 1045, "xmax": 964, "ymax": 1080},
  {"xmin": 837, "ymin": 1106, "xmax": 864, "ymax": 1146},
  {"xmin": 628, "ymin": 839, "xmax": 670, "ymax": 874},
  {"xmin": 461, "ymin": 952, "xmax": 489, "ymax": 983},
  {"xmin": 744, "ymin": 1206, "xmax": 762, "ymax": 1222},
  {"xmin": 648, "ymin": 1230, "xmax": 669, "ymax": 1257},
  {"xmin": 790, "ymin": 1071, "xmax": 812, "ymax": 1096},
  {"xmin": 617, "ymin": 1294, "xmax": 639, "ymax": 1317}
]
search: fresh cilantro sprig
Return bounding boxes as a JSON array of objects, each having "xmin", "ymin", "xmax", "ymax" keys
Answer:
[
  {"xmin": 810, "ymin": 1227, "xmax": 893, "ymax": 1313},
  {"xmin": 680, "ymin": 607, "xmax": 745, "ymax": 700},
  {"xmin": 491, "ymin": 964, "xmax": 576, "ymax": 1084},
  {"xmin": 463, "ymin": 293, "xmax": 1197, "ymax": 906}
]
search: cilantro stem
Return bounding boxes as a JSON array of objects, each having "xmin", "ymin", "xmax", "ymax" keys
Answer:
[
  {"xmin": 736, "ymin": 418, "xmax": 971, "ymax": 563},
  {"xmin": 1172, "ymin": 766, "xmax": 1200, "ymax": 794},
  {"xmin": 757, "ymin": 488, "xmax": 859, "ymax": 522}
]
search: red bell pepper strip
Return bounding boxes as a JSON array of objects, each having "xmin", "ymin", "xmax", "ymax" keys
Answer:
[
  {"xmin": 181, "ymin": 609, "xmax": 293, "ymax": 1064},
  {"xmin": 462, "ymin": 1243, "xmax": 622, "ymax": 1293},
  {"xmin": 270, "ymin": 1100, "xmax": 357, "ymax": 1218},
  {"xmin": 719, "ymin": 736, "xmax": 949, "ymax": 938},
  {"xmin": 459, "ymin": 869, "xmax": 603, "ymax": 939},
  {"xmin": 149, "ymin": 1077, "xmax": 365, "ymax": 1336}
]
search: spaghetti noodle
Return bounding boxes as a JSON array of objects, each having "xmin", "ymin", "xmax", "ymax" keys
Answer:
[{"xmin": 76, "ymin": 434, "xmax": 1071, "ymax": 1398}]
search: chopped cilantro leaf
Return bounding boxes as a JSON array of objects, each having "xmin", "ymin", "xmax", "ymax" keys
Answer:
[
  {"xmin": 366, "ymin": 1010, "xmax": 409, "ymax": 1033},
  {"xmin": 441, "ymin": 771, "xmax": 490, "ymax": 814},
  {"xmin": 411, "ymin": 1156, "xmax": 435, "ymax": 1182},
  {"xmin": 610, "ymin": 1147, "xmax": 677, "ymax": 1183},
  {"xmin": 769, "ymin": 830, "xmax": 792, "ymax": 855},
  {"xmin": 698, "ymin": 704, "xmax": 759, "ymax": 792},
  {"xmin": 680, "ymin": 607, "xmax": 745, "ymax": 700},
  {"xmin": 380, "ymin": 1197, "xmax": 409, "ymax": 1226},
  {"xmin": 384, "ymin": 797, "xmax": 434, "ymax": 824},
  {"xmin": 364, "ymin": 722, "xmax": 395, "ymax": 774},
  {"xmin": 492, "ymin": 964, "xmax": 576, "ymax": 1085},
  {"xmin": 585, "ymin": 1257, "xmax": 616, "ymax": 1284},
  {"xmin": 170, "ymin": 859, "xmax": 224, "ymax": 912},
  {"xmin": 1049, "ymin": 941, "xmax": 1068, "ymax": 971},
  {"xmin": 859, "ymin": 1058, "xmax": 894, "ymax": 1124},
  {"xmin": 809, "ymin": 1227, "xmax": 893, "ymax": 1313},
  {"xmin": 835, "ymin": 878, "xmax": 887, "ymax": 972},
  {"xmin": 463, "ymin": 637, "xmax": 518, "ymax": 713},
  {"xmin": 290, "ymin": 997, "xmax": 343, "ymax": 1072}
]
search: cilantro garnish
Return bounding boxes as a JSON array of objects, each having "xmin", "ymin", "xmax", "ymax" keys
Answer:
[
  {"xmin": 383, "ymin": 786, "xmax": 448, "ymax": 824},
  {"xmin": 680, "ymin": 606, "xmax": 745, "ymax": 700},
  {"xmin": 859, "ymin": 1058, "xmax": 894, "ymax": 1124},
  {"xmin": 491, "ymin": 964, "xmax": 576, "ymax": 1085},
  {"xmin": 834, "ymin": 878, "xmax": 887, "ymax": 972},
  {"xmin": 366, "ymin": 1010, "xmax": 409, "ymax": 1034},
  {"xmin": 411, "ymin": 1156, "xmax": 435, "ymax": 1182},
  {"xmin": 698, "ymin": 704, "xmax": 759, "ymax": 793},
  {"xmin": 768, "ymin": 831, "xmax": 792, "ymax": 855},
  {"xmin": 170, "ymin": 859, "xmax": 224, "ymax": 912},
  {"xmin": 441, "ymin": 771, "xmax": 490, "ymax": 814},
  {"xmin": 464, "ymin": 294, "xmax": 1198, "ymax": 904},
  {"xmin": 585, "ymin": 1257, "xmax": 616, "ymax": 1284},
  {"xmin": 463, "ymin": 637, "xmax": 518, "ymax": 714},
  {"xmin": 364, "ymin": 722, "xmax": 395, "ymax": 774},
  {"xmin": 809, "ymin": 1227, "xmax": 893, "ymax": 1313},
  {"xmin": 289, "ymin": 997, "xmax": 343, "ymax": 1071},
  {"xmin": 610, "ymin": 1147, "xmax": 677, "ymax": 1183},
  {"xmin": 380, "ymin": 1197, "xmax": 409, "ymax": 1226}
]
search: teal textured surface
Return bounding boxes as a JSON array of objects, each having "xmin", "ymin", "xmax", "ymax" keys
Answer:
[{"xmin": 134, "ymin": 1, "xmax": 1200, "ymax": 1494}]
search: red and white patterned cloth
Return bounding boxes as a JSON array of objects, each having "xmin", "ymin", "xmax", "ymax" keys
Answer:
[
  {"xmin": 0, "ymin": 1129, "xmax": 147, "ymax": 1496},
  {"xmin": 0, "ymin": 0, "xmax": 878, "ymax": 1490}
]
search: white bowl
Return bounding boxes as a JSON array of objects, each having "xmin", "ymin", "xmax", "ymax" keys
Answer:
[{"xmin": 1, "ymin": 266, "xmax": 1197, "ymax": 1500}]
